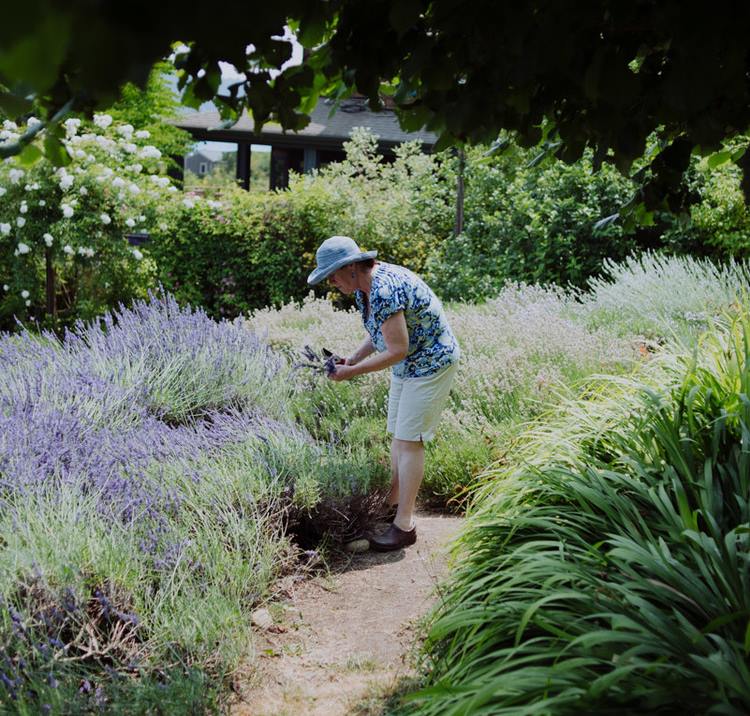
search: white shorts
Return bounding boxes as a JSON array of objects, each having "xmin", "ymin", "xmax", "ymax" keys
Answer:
[{"xmin": 386, "ymin": 362, "xmax": 458, "ymax": 442}]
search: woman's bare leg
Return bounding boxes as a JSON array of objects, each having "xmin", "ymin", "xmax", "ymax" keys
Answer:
[
  {"xmin": 393, "ymin": 438, "xmax": 424, "ymax": 531},
  {"xmin": 387, "ymin": 438, "xmax": 400, "ymax": 506}
]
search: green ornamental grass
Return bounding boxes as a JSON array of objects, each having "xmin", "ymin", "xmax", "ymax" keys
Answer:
[{"xmin": 404, "ymin": 306, "xmax": 750, "ymax": 715}]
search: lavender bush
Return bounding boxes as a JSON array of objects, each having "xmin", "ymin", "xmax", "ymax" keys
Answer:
[
  {"xmin": 247, "ymin": 281, "xmax": 638, "ymax": 506},
  {"xmin": 577, "ymin": 252, "xmax": 750, "ymax": 339},
  {"xmin": 0, "ymin": 291, "xmax": 383, "ymax": 712}
]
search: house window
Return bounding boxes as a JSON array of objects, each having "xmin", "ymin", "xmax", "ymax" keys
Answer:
[{"xmin": 199, "ymin": 162, "xmax": 208, "ymax": 175}]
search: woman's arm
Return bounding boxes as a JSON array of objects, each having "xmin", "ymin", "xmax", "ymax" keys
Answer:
[
  {"xmin": 330, "ymin": 312, "xmax": 408, "ymax": 381},
  {"xmin": 347, "ymin": 335, "xmax": 376, "ymax": 366}
]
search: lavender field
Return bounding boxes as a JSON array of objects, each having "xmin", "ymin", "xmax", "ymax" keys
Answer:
[
  {"xmin": 0, "ymin": 292, "xmax": 382, "ymax": 712},
  {"xmin": 1, "ymin": 253, "xmax": 747, "ymax": 712}
]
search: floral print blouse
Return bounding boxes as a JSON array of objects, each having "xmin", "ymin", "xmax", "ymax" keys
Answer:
[{"xmin": 355, "ymin": 262, "xmax": 460, "ymax": 378}]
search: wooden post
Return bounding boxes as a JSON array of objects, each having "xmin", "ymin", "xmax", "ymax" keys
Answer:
[
  {"xmin": 236, "ymin": 142, "xmax": 251, "ymax": 190},
  {"xmin": 45, "ymin": 247, "xmax": 56, "ymax": 319},
  {"xmin": 303, "ymin": 147, "xmax": 318, "ymax": 174},
  {"xmin": 454, "ymin": 146, "xmax": 465, "ymax": 237}
]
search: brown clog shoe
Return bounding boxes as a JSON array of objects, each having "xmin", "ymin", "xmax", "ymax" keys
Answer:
[{"xmin": 369, "ymin": 523, "xmax": 417, "ymax": 552}]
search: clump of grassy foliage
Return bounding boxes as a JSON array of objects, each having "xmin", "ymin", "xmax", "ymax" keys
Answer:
[
  {"xmin": 400, "ymin": 304, "xmax": 750, "ymax": 715},
  {"xmin": 249, "ymin": 282, "xmax": 637, "ymax": 510},
  {"xmin": 578, "ymin": 251, "xmax": 750, "ymax": 340},
  {"xmin": 0, "ymin": 293, "xmax": 388, "ymax": 713}
]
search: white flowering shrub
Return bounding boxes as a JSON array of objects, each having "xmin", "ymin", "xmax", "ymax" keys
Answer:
[{"xmin": 0, "ymin": 115, "xmax": 178, "ymax": 329}]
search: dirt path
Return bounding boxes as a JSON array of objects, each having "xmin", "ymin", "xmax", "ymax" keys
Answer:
[{"xmin": 230, "ymin": 512, "xmax": 464, "ymax": 716}]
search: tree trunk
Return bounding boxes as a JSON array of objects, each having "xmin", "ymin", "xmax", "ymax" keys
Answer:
[
  {"xmin": 45, "ymin": 248, "xmax": 56, "ymax": 318},
  {"xmin": 454, "ymin": 146, "xmax": 465, "ymax": 237}
]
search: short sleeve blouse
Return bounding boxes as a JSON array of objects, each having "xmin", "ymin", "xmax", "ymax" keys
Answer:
[{"xmin": 355, "ymin": 262, "xmax": 460, "ymax": 378}]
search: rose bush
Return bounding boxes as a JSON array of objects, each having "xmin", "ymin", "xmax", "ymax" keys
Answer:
[{"xmin": 0, "ymin": 114, "xmax": 176, "ymax": 330}]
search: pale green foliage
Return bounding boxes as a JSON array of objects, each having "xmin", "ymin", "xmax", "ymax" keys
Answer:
[
  {"xmin": 578, "ymin": 252, "xmax": 750, "ymax": 339},
  {"xmin": 287, "ymin": 127, "xmax": 454, "ymax": 272}
]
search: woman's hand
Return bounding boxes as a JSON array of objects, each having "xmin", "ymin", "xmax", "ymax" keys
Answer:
[{"xmin": 327, "ymin": 363, "xmax": 358, "ymax": 381}]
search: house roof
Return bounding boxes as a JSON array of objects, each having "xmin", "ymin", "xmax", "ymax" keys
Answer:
[
  {"xmin": 175, "ymin": 98, "xmax": 437, "ymax": 152},
  {"xmin": 187, "ymin": 148, "xmax": 223, "ymax": 162}
]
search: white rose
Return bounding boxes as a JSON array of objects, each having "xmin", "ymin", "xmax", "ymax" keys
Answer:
[
  {"xmin": 38, "ymin": 200, "xmax": 46, "ymax": 207},
  {"xmin": 93, "ymin": 113, "xmax": 113, "ymax": 129},
  {"xmin": 135, "ymin": 129, "xmax": 150, "ymax": 139},
  {"xmin": 100, "ymin": 213, "xmax": 111, "ymax": 225},
  {"xmin": 121, "ymin": 142, "xmax": 137, "ymax": 154},
  {"xmin": 16, "ymin": 242, "xmax": 30, "ymax": 255},
  {"xmin": 9, "ymin": 168, "xmax": 24, "ymax": 184},
  {"xmin": 131, "ymin": 249, "xmax": 143, "ymax": 261},
  {"xmin": 138, "ymin": 145, "xmax": 161, "ymax": 159},
  {"xmin": 117, "ymin": 124, "xmax": 134, "ymax": 138},
  {"xmin": 25, "ymin": 299, "xmax": 31, "ymax": 307},
  {"xmin": 59, "ymin": 174, "xmax": 74, "ymax": 190},
  {"xmin": 63, "ymin": 244, "xmax": 74, "ymax": 255},
  {"xmin": 182, "ymin": 198, "xmax": 195, "ymax": 209},
  {"xmin": 64, "ymin": 117, "xmax": 81, "ymax": 136},
  {"xmin": 125, "ymin": 218, "xmax": 136, "ymax": 228},
  {"xmin": 19, "ymin": 202, "xmax": 27, "ymax": 214},
  {"xmin": 62, "ymin": 204, "xmax": 74, "ymax": 218},
  {"xmin": 16, "ymin": 217, "xmax": 25, "ymax": 227},
  {"xmin": 43, "ymin": 233, "xmax": 54, "ymax": 246},
  {"xmin": 2, "ymin": 284, "xmax": 8, "ymax": 291},
  {"xmin": 79, "ymin": 186, "xmax": 88, "ymax": 196},
  {"xmin": 0, "ymin": 223, "xmax": 10, "ymax": 235},
  {"xmin": 112, "ymin": 177, "xmax": 126, "ymax": 188},
  {"xmin": 21, "ymin": 290, "xmax": 29, "ymax": 299}
]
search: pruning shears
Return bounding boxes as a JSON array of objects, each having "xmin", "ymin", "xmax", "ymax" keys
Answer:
[{"xmin": 294, "ymin": 344, "xmax": 345, "ymax": 376}]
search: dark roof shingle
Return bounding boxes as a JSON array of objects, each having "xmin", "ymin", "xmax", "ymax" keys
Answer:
[{"xmin": 175, "ymin": 98, "xmax": 437, "ymax": 150}]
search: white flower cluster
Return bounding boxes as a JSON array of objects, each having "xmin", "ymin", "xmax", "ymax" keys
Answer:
[
  {"xmin": 150, "ymin": 175, "xmax": 170, "ymax": 188},
  {"xmin": 64, "ymin": 117, "xmax": 81, "ymax": 137},
  {"xmin": 0, "ymin": 120, "xmax": 20, "ymax": 144},
  {"xmin": 93, "ymin": 113, "xmax": 113, "ymax": 129},
  {"xmin": 138, "ymin": 146, "xmax": 161, "ymax": 160},
  {"xmin": 57, "ymin": 167, "xmax": 75, "ymax": 191},
  {"xmin": 0, "ymin": 114, "xmax": 181, "ymax": 291}
]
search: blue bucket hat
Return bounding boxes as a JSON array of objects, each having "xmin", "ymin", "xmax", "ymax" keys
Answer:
[{"xmin": 307, "ymin": 235, "xmax": 377, "ymax": 285}]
